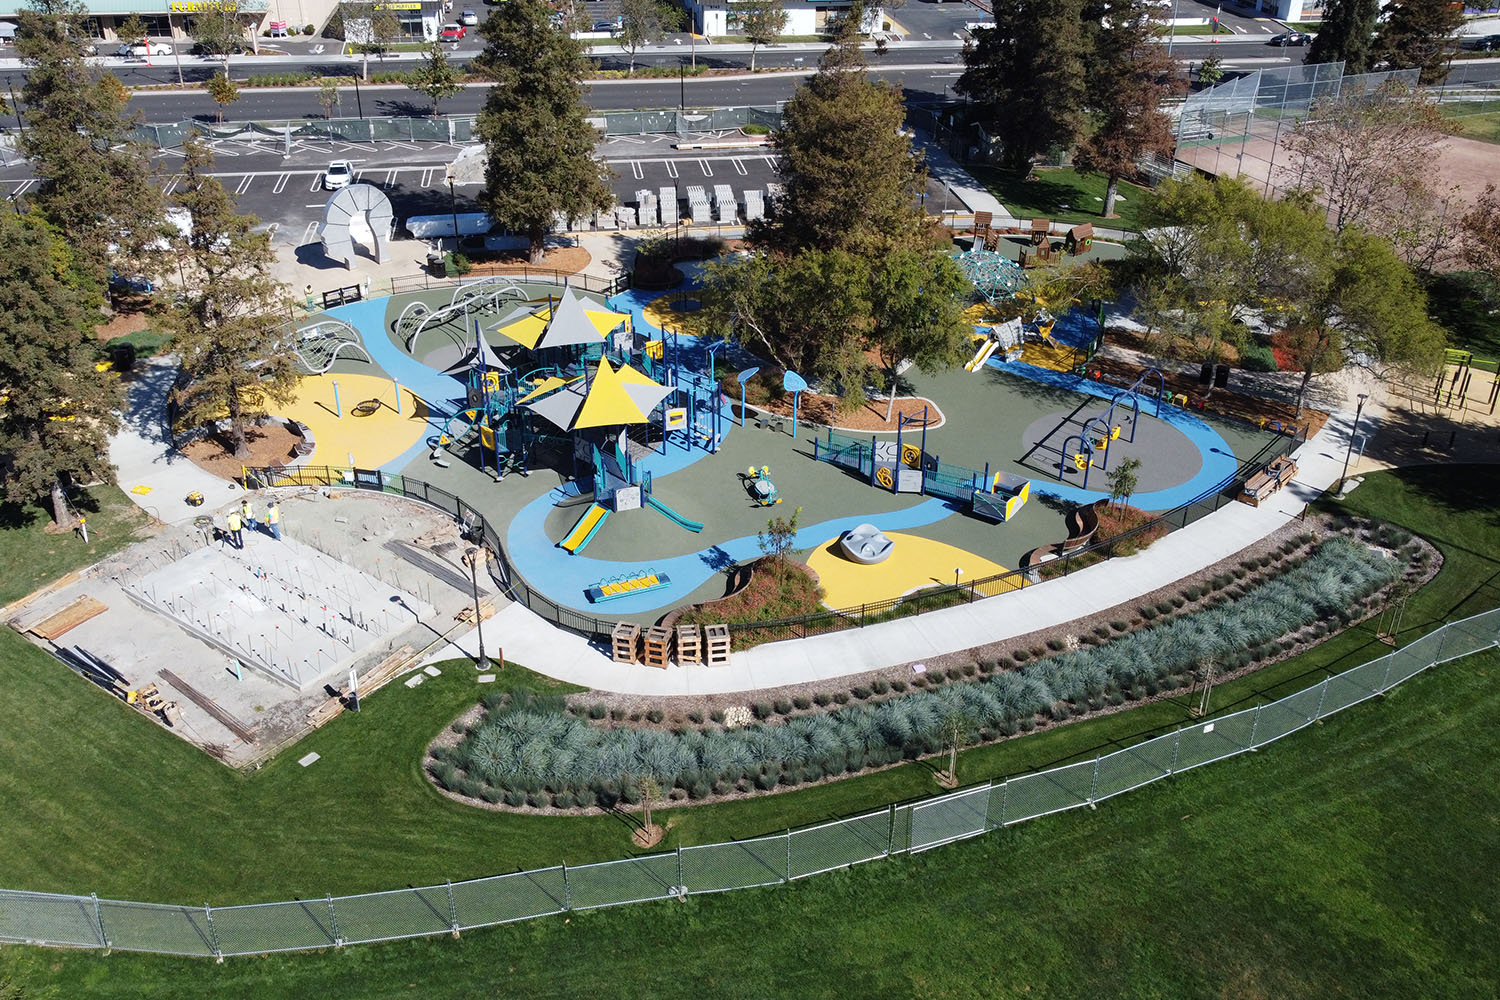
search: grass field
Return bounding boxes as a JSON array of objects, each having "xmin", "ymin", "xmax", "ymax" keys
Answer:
[
  {"xmin": 1426, "ymin": 270, "xmax": 1500, "ymax": 362},
  {"xmin": 1444, "ymin": 99, "xmax": 1500, "ymax": 145},
  {"xmin": 968, "ymin": 165, "xmax": 1153, "ymax": 232},
  {"xmin": 4, "ymin": 467, "xmax": 1500, "ymax": 996},
  {"xmin": 0, "ymin": 485, "xmax": 154, "ymax": 607}
]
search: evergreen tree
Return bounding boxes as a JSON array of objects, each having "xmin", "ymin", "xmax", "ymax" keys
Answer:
[
  {"xmin": 474, "ymin": 0, "xmax": 614, "ymax": 263},
  {"xmin": 16, "ymin": 0, "xmax": 162, "ymax": 285},
  {"xmin": 163, "ymin": 140, "xmax": 299, "ymax": 459},
  {"xmin": 1074, "ymin": 0, "xmax": 1181, "ymax": 217},
  {"xmin": 408, "ymin": 41, "xmax": 462, "ymax": 116},
  {"xmin": 741, "ymin": 0, "xmax": 787, "ymax": 72},
  {"xmin": 0, "ymin": 211, "xmax": 121, "ymax": 524},
  {"xmin": 1375, "ymin": 0, "xmax": 1464, "ymax": 84},
  {"xmin": 1307, "ymin": 0, "xmax": 1381, "ymax": 74},
  {"xmin": 956, "ymin": 0, "xmax": 1089, "ymax": 173},
  {"xmin": 752, "ymin": 26, "xmax": 925, "ymax": 255}
]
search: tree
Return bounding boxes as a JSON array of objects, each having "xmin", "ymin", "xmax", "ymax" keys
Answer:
[
  {"xmin": 0, "ymin": 211, "xmax": 121, "ymax": 525},
  {"xmin": 757, "ymin": 504, "xmax": 802, "ymax": 564},
  {"xmin": 342, "ymin": 2, "xmax": 400, "ymax": 82},
  {"xmin": 317, "ymin": 77, "xmax": 342, "ymax": 119},
  {"xmin": 162, "ymin": 140, "xmax": 300, "ymax": 458},
  {"xmin": 740, "ymin": 0, "xmax": 787, "ymax": 72},
  {"xmin": 868, "ymin": 249, "xmax": 972, "ymax": 420},
  {"xmin": 1279, "ymin": 81, "xmax": 1456, "ymax": 266},
  {"xmin": 474, "ymin": 0, "xmax": 614, "ymax": 263},
  {"xmin": 1196, "ymin": 55, "xmax": 1223, "ymax": 86},
  {"xmin": 752, "ymin": 31, "xmax": 926, "ymax": 256},
  {"xmin": 632, "ymin": 776, "xmax": 663, "ymax": 847},
  {"xmin": 957, "ymin": 0, "xmax": 1089, "ymax": 173},
  {"xmin": 617, "ymin": 0, "xmax": 660, "ymax": 73},
  {"xmin": 1190, "ymin": 651, "xmax": 1220, "ymax": 717},
  {"xmin": 1074, "ymin": 0, "xmax": 1182, "ymax": 217},
  {"xmin": 1375, "ymin": 0, "xmax": 1464, "ymax": 84},
  {"xmin": 1459, "ymin": 184, "xmax": 1500, "ymax": 277},
  {"xmin": 938, "ymin": 708, "xmax": 976, "ymax": 788},
  {"xmin": 408, "ymin": 41, "xmax": 462, "ymax": 116},
  {"xmin": 1307, "ymin": 0, "xmax": 1382, "ymax": 74},
  {"xmin": 1105, "ymin": 457, "xmax": 1141, "ymax": 512},
  {"xmin": 206, "ymin": 69, "xmax": 239, "ymax": 124},
  {"xmin": 189, "ymin": 7, "xmax": 245, "ymax": 70},
  {"xmin": 1273, "ymin": 324, "xmax": 1344, "ymax": 417},
  {"xmin": 16, "ymin": 0, "xmax": 163, "ymax": 285},
  {"xmin": 116, "ymin": 12, "xmax": 147, "ymax": 49}
]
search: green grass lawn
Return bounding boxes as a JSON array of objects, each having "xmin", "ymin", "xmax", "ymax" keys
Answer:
[
  {"xmin": 967, "ymin": 165, "xmax": 1153, "ymax": 232},
  {"xmin": 0, "ymin": 485, "xmax": 154, "ymax": 607},
  {"xmin": 4, "ymin": 467, "xmax": 1500, "ymax": 996}
]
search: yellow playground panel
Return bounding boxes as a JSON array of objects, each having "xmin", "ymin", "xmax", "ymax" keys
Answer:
[
  {"xmin": 278, "ymin": 373, "xmax": 428, "ymax": 470},
  {"xmin": 807, "ymin": 531, "xmax": 1013, "ymax": 608}
]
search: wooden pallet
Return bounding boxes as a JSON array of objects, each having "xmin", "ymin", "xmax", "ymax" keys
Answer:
[
  {"xmin": 703, "ymin": 624, "xmax": 731, "ymax": 666},
  {"xmin": 675, "ymin": 625, "xmax": 702, "ymax": 665},
  {"xmin": 642, "ymin": 626, "xmax": 672, "ymax": 669},
  {"xmin": 28, "ymin": 596, "xmax": 109, "ymax": 640}
]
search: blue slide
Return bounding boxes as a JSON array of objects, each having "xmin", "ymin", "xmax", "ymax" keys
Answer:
[{"xmin": 646, "ymin": 496, "xmax": 704, "ymax": 533}]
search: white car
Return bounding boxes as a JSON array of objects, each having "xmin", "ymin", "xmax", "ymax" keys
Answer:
[
  {"xmin": 462, "ymin": 9, "xmax": 479, "ymax": 25},
  {"xmin": 118, "ymin": 42, "xmax": 171, "ymax": 57},
  {"xmin": 324, "ymin": 160, "xmax": 354, "ymax": 191}
]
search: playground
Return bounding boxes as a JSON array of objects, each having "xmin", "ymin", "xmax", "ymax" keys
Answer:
[{"xmin": 238, "ymin": 268, "xmax": 1283, "ymax": 629}]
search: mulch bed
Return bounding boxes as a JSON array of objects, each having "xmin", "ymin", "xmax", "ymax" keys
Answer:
[
  {"xmin": 459, "ymin": 245, "xmax": 592, "ymax": 276},
  {"xmin": 182, "ymin": 424, "xmax": 301, "ymax": 481}
]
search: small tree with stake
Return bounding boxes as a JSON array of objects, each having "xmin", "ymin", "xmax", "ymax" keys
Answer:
[
  {"xmin": 1106, "ymin": 457, "xmax": 1141, "ymax": 513},
  {"xmin": 408, "ymin": 42, "xmax": 462, "ymax": 117},
  {"xmin": 631, "ymin": 776, "xmax": 664, "ymax": 848},
  {"xmin": 757, "ymin": 504, "xmax": 801, "ymax": 566},
  {"xmin": 937, "ymin": 708, "xmax": 976, "ymax": 788},
  {"xmin": 206, "ymin": 70, "xmax": 239, "ymax": 124},
  {"xmin": 317, "ymin": 77, "xmax": 342, "ymax": 119}
]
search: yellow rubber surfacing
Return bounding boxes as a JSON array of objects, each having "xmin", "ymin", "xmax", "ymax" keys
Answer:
[
  {"xmin": 807, "ymin": 531, "xmax": 1010, "ymax": 608},
  {"xmin": 277, "ymin": 373, "xmax": 428, "ymax": 470}
]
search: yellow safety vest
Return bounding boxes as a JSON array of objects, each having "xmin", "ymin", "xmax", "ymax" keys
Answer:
[
  {"xmin": 227, "ymin": 513, "xmax": 241, "ymax": 531},
  {"xmin": 267, "ymin": 507, "xmax": 279, "ymax": 525}
]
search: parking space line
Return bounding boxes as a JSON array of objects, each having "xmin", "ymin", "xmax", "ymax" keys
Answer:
[
  {"xmin": 384, "ymin": 169, "xmax": 398, "ymax": 187},
  {"xmin": 235, "ymin": 175, "xmax": 254, "ymax": 195},
  {"xmin": 309, "ymin": 173, "xmax": 323, "ymax": 192},
  {"xmin": 665, "ymin": 160, "xmax": 679, "ymax": 178},
  {"xmin": 630, "ymin": 160, "xmax": 643, "ymax": 179},
  {"xmin": 273, "ymin": 173, "xmax": 290, "ymax": 195},
  {"xmin": 420, "ymin": 168, "xmax": 434, "ymax": 187},
  {"xmin": 12, "ymin": 179, "xmax": 34, "ymax": 196},
  {"xmin": 698, "ymin": 159, "xmax": 712, "ymax": 177},
  {"xmin": 763, "ymin": 156, "xmax": 778, "ymax": 169},
  {"xmin": 161, "ymin": 173, "xmax": 182, "ymax": 195},
  {"xmin": 264, "ymin": 222, "xmax": 279, "ymax": 241},
  {"xmin": 732, "ymin": 158, "xmax": 748, "ymax": 176},
  {"xmin": 301, "ymin": 221, "xmax": 320, "ymax": 245}
]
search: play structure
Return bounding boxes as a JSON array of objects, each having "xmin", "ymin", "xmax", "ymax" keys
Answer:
[
  {"xmin": 971, "ymin": 472, "xmax": 1030, "ymax": 523},
  {"xmin": 955, "ymin": 240, "xmax": 1024, "ymax": 304},
  {"xmin": 741, "ymin": 465, "xmax": 783, "ymax": 507},
  {"xmin": 965, "ymin": 318, "xmax": 1025, "ymax": 371},
  {"xmin": 586, "ymin": 569, "xmax": 672, "ymax": 604},
  {"xmin": 290, "ymin": 318, "xmax": 374, "ymax": 375},
  {"xmin": 398, "ymin": 277, "xmax": 530, "ymax": 358},
  {"xmin": 839, "ymin": 523, "xmax": 894, "ymax": 564},
  {"xmin": 1057, "ymin": 369, "xmax": 1164, "ymax": 489}
]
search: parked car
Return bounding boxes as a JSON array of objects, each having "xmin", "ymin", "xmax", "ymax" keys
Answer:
[
  {"xmin": 1475, "ymin": 34, "xmax": 1500, "ymax": 52},
  {"xmin": 461, "ymin": 8, "xmax": 479, "ymax": 25},
  {"xmin": 439, "ymin": 22, "xmax": 467, "ymax": 40},
  {"xmin": 591, "ymin": 19, "xmax": 617, "ymax": 32},
  {"xmin": 118, "ymin": 41, "xmax": 172, "ymax": 57},
  {"xmin": 324, "ymin": 160, "xmax": 354, "ymax": 191},
  {"xmin": 1269, "ymin": 31, "xmax": 1310, "ymax": 46}
]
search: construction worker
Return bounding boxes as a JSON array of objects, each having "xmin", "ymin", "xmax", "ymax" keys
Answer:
[
  {"xmin": 240, "ymin": 498, "xmax": 258, "ymax": 532},
  {"xmin": 225, "ymin": 509, "xmax": 243, "ymax": 549},
  {"xmin": 266, "ymin": 500, "xmax": 281, "ymax": 541}
]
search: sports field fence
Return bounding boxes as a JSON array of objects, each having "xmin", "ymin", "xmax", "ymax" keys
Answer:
[{"xmin": 1, "ymin": 605, "xmax": 1492, "ymax": 957}]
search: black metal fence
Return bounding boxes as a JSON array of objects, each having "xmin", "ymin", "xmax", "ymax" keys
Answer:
[
  {"xmin": 387, "ymin": 268, "xmax": 629, "ymax": 298},
  {"xmin": 243, "ymin": 421, "xmax": 1305, "ymax": 648}
]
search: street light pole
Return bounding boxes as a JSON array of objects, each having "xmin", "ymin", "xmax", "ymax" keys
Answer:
[
  {"xmin": 1338, "ymin": 392, "xmax": 1369, "ymax": 495},
  {"xmin": 446, "ymin": 174, "xmax": 460, "ymax": 252},
  {"xmin": 353, "ymin": 73, "xmax": 364, "ymax": 119},
  {"xmin": 463, "ymin": 546, "xmax": 493, "ymax": 671}
]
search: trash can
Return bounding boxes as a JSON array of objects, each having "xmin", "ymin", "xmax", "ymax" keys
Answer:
[{"xmin": 426, "ymin": 251, "xmax": 445, "ymax": 276}]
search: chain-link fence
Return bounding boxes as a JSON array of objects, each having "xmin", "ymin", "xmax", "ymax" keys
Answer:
[{"xmin": 3, "ymin": 606, "xmax": 1494, "ymax": 958}]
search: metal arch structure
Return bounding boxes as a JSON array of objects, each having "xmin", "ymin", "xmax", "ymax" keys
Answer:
[
  {"xmin": 318, "ymin": 183, "xmax": 395, "ymax": 268},
  {"xmin": 291, "ymin": 318, "xmax": 373, "ymax": 375},
  {"xmin": 956, "ymin": 243, "xmax": 1024, "ymax": 304},
  {"xmin": 404, "ymin": 279, "xmax": 528, "ymax": 357}
]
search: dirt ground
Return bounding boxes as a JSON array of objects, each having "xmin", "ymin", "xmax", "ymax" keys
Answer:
[
  {"xmin": 94, "ymin": 300, "xmax": 155, "ymax": 341},
  {"xmin": 463, "ymin": 245, "xmax": 591, "ymax": 276},
  {"xmin": 182, "ymin": 423, "xmax": 301, "ymax": 480}
]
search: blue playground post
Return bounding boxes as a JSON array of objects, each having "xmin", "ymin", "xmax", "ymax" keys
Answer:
[
  {"xmin": 393, "ymin": 378, "xmax": 402, "ymax": 414},
  {"xmin": 737, "ymin": 367, "xmax": 760, "ymax": 427},
  {"xmin": 783, "ymin": 370, "xmax": 807, "ymax": 438},
  {"xmin": 332, "ymin": 379, "xmax": 342, "ymax": 418}
]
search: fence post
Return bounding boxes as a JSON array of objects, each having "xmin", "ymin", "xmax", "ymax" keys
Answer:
[
  {"xmin": 1087, "ymin": 755, "xmax": 1100, "ymax": 808},
  {"xmin": 885, "ymin": 803, "xmax": 895, "ymax": 855},
  {"xmin": 676, "ymin": 845, "xmax": 684, "ymax": 892},
  {"xmin": 446, "ymin": 879, "xmax": 460, "ymax": 938},
  {"xmin": 91, "ymin": 892, "xmax": 109, "ymax": 954},
  {"xmin": 784, "ymin": 830, "xmax": 791, "ymax": 883},
  {"xmin": 204, "ymin": 903, "xmax": 222, "ymax": 962},
  {"xmin": 1312, "ymin": 676, "xmax": 1330, "ymax": 722},
  {"xmin": 327, "ymin": 893, "xmax": 342, "ymax": 947},
  {"xmin": 1379, "ymin": 654, "xmax": 1393, "ymax": 694},
  {"xmin": 1434, "ymin": 620, "xmax": 1451, "ymax": 663},
  {"xmin": 1168, "ymin": 730, "xmax": 1181, "ymax": 774},
  {"xmin": 562, "ymin": 863, "xmax": 572, "ymax": 910},
  {"xmin": 1249, "ymin": 704, "xmax": 1262, "ymax": 749}
]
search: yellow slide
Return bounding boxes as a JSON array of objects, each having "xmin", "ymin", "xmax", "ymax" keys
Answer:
[
  {"xmin": 965, "ymin": 339, "xmax": 1000, "ymax": 372},
  {"xmin": 559, "ymin": 503, "xmax": 610, "ymax": 554}
]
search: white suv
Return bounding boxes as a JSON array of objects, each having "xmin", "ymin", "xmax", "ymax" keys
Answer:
[{"xmin": 324, "ymin": 160, "xmax": 354, "ymax": 191}]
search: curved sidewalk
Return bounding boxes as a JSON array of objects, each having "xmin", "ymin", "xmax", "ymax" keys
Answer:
[{"xmin": 424, "ymin": 407, "xmax": 1361, "ymax": 695}]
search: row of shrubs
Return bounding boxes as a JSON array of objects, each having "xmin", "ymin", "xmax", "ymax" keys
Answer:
[{"xmin": 432, "ymin": 537, "xmax": 1403, "ymax": 808}]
